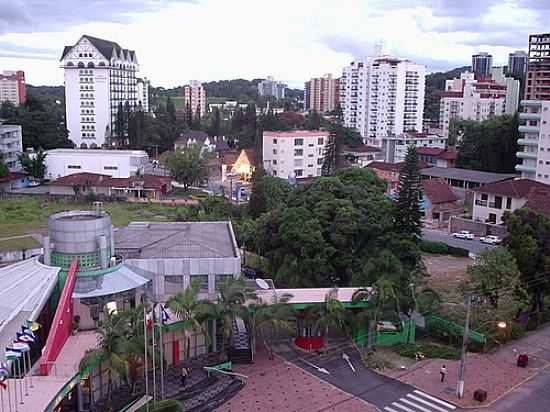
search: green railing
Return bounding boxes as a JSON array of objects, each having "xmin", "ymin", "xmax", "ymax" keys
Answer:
[{"xmin": 425, "ymin": 315, "xmax": 486, "ymax": 344}]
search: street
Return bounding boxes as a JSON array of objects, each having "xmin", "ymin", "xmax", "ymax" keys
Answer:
[
  {"xmin": 423, "ymin": 229, "xmax": 497, "ymax": 254},
  {"xmin": 272, "ymin": 340, "xmax": 461, "ymax": 412}
]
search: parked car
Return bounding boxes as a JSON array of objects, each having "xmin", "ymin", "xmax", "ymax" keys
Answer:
[
  {"xmin": 452, "ymin": 230, "xmax": 475, "ymax": 240},
  {"xmin": 28, "ymin": 179, "xmax": 41, "ymax": 187},
  {"xmin": 479, "ymin": 235, "xmax": 502, "ymax": 245}
]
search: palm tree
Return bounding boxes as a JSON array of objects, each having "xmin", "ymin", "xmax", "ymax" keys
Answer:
[
  {"xmin": 352, "ymin": 277, "xmax": 399, "ymax": 348},
  {"xmin": 122, "ymin": 304, "xmax": 152, "ymax": 394},
  {"xmin": 313, "ymin": 288, "xmax": 349, "ymax": 349},
  {"xmin": 251, "ymin": 293, "xmax": 295, "ymax": 357},
  {"xmin": 79, "ymin": 308, "xmax": 131, "ymax": 412},
  {"xmin": 166, "ymin": 278, "xmax": 216, "ymax": 359},
  {"xmin": 214, "ymin": 277, "xmax": 257, "ymax": 357}
]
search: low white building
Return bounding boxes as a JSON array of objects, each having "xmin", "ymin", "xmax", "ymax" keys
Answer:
[
  {"xmin": 0, "ymin": 124, "xmax": 22, "ymax": 171},
  {"xmin": 45, "ymin": 148, "xmax": 149, "ymax": 179},
  {"xmin": 263, "ymin": 130, "xmax": 330, "ymax": 180},
  {"xmin": 381, "ymin": 132, "xmax": 447, "ymax": 163}
]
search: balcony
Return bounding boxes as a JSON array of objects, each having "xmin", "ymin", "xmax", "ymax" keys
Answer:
[
  {"xmin": 520, "ymin": 100, "xmax": 543, "ymax": 108},
  {"xmin": 515, "ymin": 164, "xmax": 537, "ymax": 173},
  {"xmin": 518, "ymin": 125, "xmax": 540, "ymax": 133},
  {"xmin": 516, "ymin": 151, "xmax": 538, "ymax": 159},
  {"xmin": 519, "ymin": 112, "xmax": 541, "ymax": 121},
  {"xmin": 517, "ymin": 138, "xmax": 539, "ymax": 146}
]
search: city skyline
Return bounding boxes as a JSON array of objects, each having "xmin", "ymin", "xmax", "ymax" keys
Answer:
[{"xmin": 0, "ymin": 0, "xmax": 548, "ymax": 88}]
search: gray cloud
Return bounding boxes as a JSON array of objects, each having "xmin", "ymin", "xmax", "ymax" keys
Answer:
[
  {"xmin": 0, "ymin": 0, "xmax": 199, "ymax": 35},
  {"xmin": 460, "ymin": 32, "xmax": 530, "ymax": 48}
]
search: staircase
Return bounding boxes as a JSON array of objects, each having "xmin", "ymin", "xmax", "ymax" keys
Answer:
[{"xmin": 227, "ymin": 317, "xmax": 252, "ymax": 364}]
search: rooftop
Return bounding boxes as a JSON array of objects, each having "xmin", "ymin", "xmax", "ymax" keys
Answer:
[
  {"xmin": 114, "ymin": 221, "xmax": 239, "ymax": 259},
  {"xmin": 49, "ymin": 172, "xmax": 170, "ymax": 190},
  {"xmin": 422, "ymin": 179, "xmax": 457, "ymax": 204},
  {"xmin": 524, "ymin": 188, "xmax": 550, "ymax": 215},
  {"xmin": 342, "ymin": 144, "xmax": 381, "ymax": 153},
  {"xmin": 61, "ymin": 34, "xmax": 136, "ymax": 62},
  {"xmin": 45, "ymin": 148, "xmax": 148, "ymax": 156},
  {"xmin": 368, "ymin": 161, "xmax": 403, "ymax": 172},
  {"xmin": 263, "ymin": 130, "xmax": 330, "ymax": 138},
  {"xmin": 420, "ymin": 167, "xmax": 517, "ymax": 184},
  {"xmin": 255, "ymin": 287, "xmax": 371, "ymax": 306},
  {"xmin": 473, "ymin": 178, "xmax": 550, "ymax": 198}
]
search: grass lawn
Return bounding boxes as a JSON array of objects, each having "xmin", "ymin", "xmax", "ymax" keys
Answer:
[
  {"xmin": 0, "ymin": 236, "xmax": 41, "ymax": 252},
  {"xmin": 0, "ymin": 198, "xmax": 184, "ymax": 238}
]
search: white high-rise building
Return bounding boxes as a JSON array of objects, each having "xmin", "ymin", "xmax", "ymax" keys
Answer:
[
  {"xmin": 340, "ymin": 56, "xmax": 425, "ymax": 146},
  {"xmin": 258, "ymin": 76, "xmax": 286, "ymax": 99},
  {"xmin": 60, "ymin": 35, "xmax": 141, "ymax": 148},
  {"xmin": 136, "ymin": 77, "xmax": 150, "ymax": 112},
  {"xmin": 439, "ymin": 70, "xmax": 519, "ymax": 137}
]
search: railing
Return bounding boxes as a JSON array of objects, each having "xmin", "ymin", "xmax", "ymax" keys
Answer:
[{"xmin": 475, "ymin": 199, "xmax": 488, "ymax": 207}]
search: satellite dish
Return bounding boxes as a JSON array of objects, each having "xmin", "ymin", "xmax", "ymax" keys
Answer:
[{"xmin": 255, "ymin": 278, "xmax": 270, "ymax": 290}]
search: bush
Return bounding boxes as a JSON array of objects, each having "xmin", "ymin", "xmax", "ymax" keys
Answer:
[
  {"xmin": 394, "ymin": 343, "xmax": 460, "ymax": 360},
  {"xmin": 447, "ymin": 245, "xmax": 470, "ymax": 257},
  {"xmin": 419, "ymin": 240, "xmax": 448, "ymax": 255}
]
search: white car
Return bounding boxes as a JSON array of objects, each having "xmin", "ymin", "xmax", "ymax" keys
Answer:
[
  {"xmin": 452, "ymin": 230, "xmax": 475, "ymax": 240},
  {"xmin": 479, "ymin": 235, "xmax": 502, "ymax": 245}
]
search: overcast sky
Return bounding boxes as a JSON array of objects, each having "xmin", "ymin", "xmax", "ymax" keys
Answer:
[{"xmin": 0, "ymin": 0, "xmax": 547, "ymax": 88}]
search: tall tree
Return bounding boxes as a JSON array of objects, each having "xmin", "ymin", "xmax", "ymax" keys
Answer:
[
  {"xmin": 248, "ymin": 166, "xmax": 267, "ymax": 218},
  {"xmin": 312, "ymin": 288, "xmax": 349, "ymax": 347},
  {"xmin": 209, "ymin": 107, "xmax": 221, "ymax": 137},
  {"xmin": 114, "ymin": 102, "xmax": 125, "ymax": 146},
  {"xmin": 166, "ymin": 96, "xmax": 176, "ymax": 123},
  {"xmin": 0, "ymin": 153, "xmax": 9, "ymax": 178},
  {"xmin": 393, "ymin": 145, "xmax": 423, "ymax": 239},
  {"xmin": 17, "ymin": 149, "xmax": 47, "ymax": 179},
  {"xmin": 164, "ymin": 143, "xmax": 210, "ymax": 189},
  {"xmin": 321, "ymin": 130, "xmax": 338, "ymax": 176},
  {"xmin": 0, "ymin": 100, "xmax": 16, "ymax": 119},
  {"xmin": 304, "ymin": 110, "xmax": 321, "ymax": 130}
]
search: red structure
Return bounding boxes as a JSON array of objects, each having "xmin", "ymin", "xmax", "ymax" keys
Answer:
[
  {"xmin": 40, "ymin": 260, "xmax": 79, "ymax": 375},
  {"xmin": 295, "ymin": 336, "xmax": 324, "ymax": 351}
]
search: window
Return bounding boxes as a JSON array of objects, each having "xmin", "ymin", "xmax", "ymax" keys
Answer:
[
  {"xmin": 273, "ymin": 138, "xmax": 277, "ymax": 144},
  {"xmin": 104, "ymin": 166, "xmax": 118, "ymax": 170},
  {"xmin": 273, "ymin": 159, "xmax": 277, "ymax": 165},
  {"xmin": 215, "ymin": 274, "xmax": 233, "ymax": 290},
  {"xmin": 68, "ymin": 165, "xmax": 81, "ymax": 169},
  {"xmin": 317, "ymin": 158, "xmax": 323, "ymax": 165},
  {"xmin": 494, "ymin": 196, "xmax": 502, "ymax": 209},
  {"xmin": 506, "ymin": 197, "xmax": 512, "ymax": 209},
  {"xmin": 318, "ymin": 138, "xmax": 324, "ymax": 145},
  {"xmin": 193, "ymin": 275, "xmax": 209, "ymax": 292},
  {"xmin": 273, "ymin": 149, "xmax": 277, "ymax": 155},
  {"xmin": 164, "ymin": 275, "xmax": 184, "ymax": 295},
  {"xmin": 294, "ymin": 138, "xmax": 304, "ymax": 146},
  {"xmin": 294, "ymin": 148, "xmax": 303, "ymax": 156},
  {"xmin": 481, "ymin": 193, "xmax": 488, "ymax": 201},
  {"xmin": 294, "ymin": 169, "xmax": 303, "ymax": 177}
]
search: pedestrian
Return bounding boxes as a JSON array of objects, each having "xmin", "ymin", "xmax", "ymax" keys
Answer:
[
  {"xmin": 181, "ymin": 365, "xmax": 189, "ymax": 386},
  {"xmin": 440, "ymin": 365, "xmax": 447, "ymax": 382}
]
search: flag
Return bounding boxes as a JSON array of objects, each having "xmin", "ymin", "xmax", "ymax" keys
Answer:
[
  {"xmin": 22, "ymin": 326, "xmax": 36, "ymax": 339},
  {"xmin": 0, "ymin": 377, "xmax": 6, "ymax": 390},
  {"xmin": 16, "ymin": 332, "xmax": 34, "ymax": 344},
  {"xmin": 10, "ymin": 342, "xmax": 29, "ymax": 352},
  {"xmin": 0, "ymin": 362, "xmax": 9, "ymax": 379},
  {"xmin": 160, "ymin": 305, "xmax": 170, "ymax": 324},
  {"xmin": 5, "ymin": 349, "xmax": 21, "ymax": 360},
  {"xmin": 145, "ymin": 312, "xmax": 153, "ymax": 330},
  {"xmin": 25, "ymin": 320, "xmax": 41, "ymax": 332}
]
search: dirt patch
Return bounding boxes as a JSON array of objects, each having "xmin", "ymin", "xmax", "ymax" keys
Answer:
[{"xmin": 423, "ymin": 255, "xmax": 473, "ymax": 302}]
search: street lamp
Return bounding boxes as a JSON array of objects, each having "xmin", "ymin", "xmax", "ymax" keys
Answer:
[{"xmin": 497, "ymin": 321, "xmax": 507, "ymax": 329}]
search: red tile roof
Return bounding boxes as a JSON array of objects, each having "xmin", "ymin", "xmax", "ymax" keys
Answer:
[
  {"xmin": 473, "ymin": 179, "xmax": 550, "ymax": 198},
  {"xmin": 368, "ymin": 162, "xmax": 403, "ymax": 172},
  {"xmin": 343, "ymin": 144, "xmax": 382, "ymax": 153},
  {"xmin": 422, "ymin": 179, "xmax": 457, "ymax": 204},
  {"xmin": 0, "ymin": 172, "xmax": 27, "ymax": 184},
  {"xmin": 439, "ymin": 148, "xmax": 458, "ymax": 160},
  {"xmin": 417, "ymin": 147, "xmax": 446, "ymax": 156},
  {"xmin": 221, "ymin": 151, "xmax": 240, "ymax": 166},
  {"xmin": 524, "ymin": 188, "xmax": 550, "ymax": 215},
  {"xmin": 49, "ymin": 173, "xmax": 170, "ymax": 190},
  {"xmin": 242, "ymin": 148, "xmax": 257, "ymax": 165}
]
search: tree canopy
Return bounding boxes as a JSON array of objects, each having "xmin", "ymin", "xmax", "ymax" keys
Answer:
[
  {"xmin": 18, "ymin": 149, "xmax": 47, "ymax": 179},
  {"xmin": 164, "ymin": 144, "xmax": 210, "ymax": 189}
]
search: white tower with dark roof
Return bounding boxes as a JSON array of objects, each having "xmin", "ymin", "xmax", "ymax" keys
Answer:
[{"xmin": 60, "ymin": 35, "xmax": 140, "ymax": 148}]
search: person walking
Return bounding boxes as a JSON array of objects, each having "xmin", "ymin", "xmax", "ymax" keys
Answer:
[
  {"xmin": 440, "ymin": 365, "xmax": 447, "ymax": 382},
  {"xmin": 181, "ymin": 365, "xmax": 189, "ymax": 386}
]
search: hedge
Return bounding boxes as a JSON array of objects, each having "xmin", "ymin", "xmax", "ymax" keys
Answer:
[{"xmin": 419, "ymin": 240, "xmax": 469, "ymax": 257}]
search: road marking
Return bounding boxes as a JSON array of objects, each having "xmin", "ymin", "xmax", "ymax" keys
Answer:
[
  {"xmin": 391, "ymin": 402, "xmax": 417, "ymax": 412},
  {"xmin": 383, "ymin": 407, "xmax": 400, "ymax": 412},
  {"xmin": 405, "ymin": 394, "xmax": 451, "ymax": 412},
  {"xmin": 413, "ymin": 390, "xmax": 457, "ymax": 409},
  {"xmin": 399, "ymin": 397, "xmax": 433, "ymax": 412}
]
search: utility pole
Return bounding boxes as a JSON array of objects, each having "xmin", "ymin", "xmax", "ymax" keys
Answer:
[{"xmin": 457, "ymin": 292, "xmax": 473, "ymax": 398}]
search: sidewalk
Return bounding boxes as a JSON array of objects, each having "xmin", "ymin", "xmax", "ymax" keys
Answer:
[
  {"xmin": 383, "ymin": 324, "xmax": 550, "ymax": 408},
  {"xmin": 217, "ymin": 343, "xmax": 378, "ymax": 412}
]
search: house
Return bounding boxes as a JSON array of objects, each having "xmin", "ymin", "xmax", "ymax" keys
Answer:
[
  {"xmin": 472, "ymin": 179, "xmax": 550, "ymax": 224},
  {"xmin": 367, "ymin": 162, "xmax": 403, "ymax": 194},
  {"xmin": 421, "ymin": 179, "xmax": 462, "ymax": 227},
  {"xmin": 48, "ymin": 172, "xmax": 171, "ymax": 199},
  {"xmin": 342, "ymin": 144, "xmax": 384, "ymax": 167},
  {"xmin": 0, "ymin": 172, "xmax": 29, "ymax": 192},
  {"xmin": 417, "ymin": 147, "xmax": 458, "ymax": 168},
  {"xmin": 174, "ymin": 130, "xmax": 230, "ymax": 154},
  {"xmin": 420, "ymin": 167, "xmax": 517, "ymax": 200},
  {"xmin": 231, "ymin": 148, "xmax": 256, "ymax": 181}
]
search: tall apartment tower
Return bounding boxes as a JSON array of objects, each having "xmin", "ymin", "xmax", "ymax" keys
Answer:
[
  {"xmin": 507, "ymin": 50, "xmax": 528, "ymax": 77},
  {"xmin": 0, "ymin": 70, "xmax": 26, "ymax": 106},
  {"xmin": 471, "ymin": 52, "xmax": 493, "ymax": 78},
  {"xmin": 258, "ymin": 76, "xmax": 286, "ymax": 99},
  {"xmin": 516, "ymin": 34, "xmax": 550, "ymax": 182},
  {"xmin": 60, "ymin": 35, "xmax": 140, "ymax": 148},
  {"xmin": 304, "ymin": 73, "xmax": 340, "ymax": 113},
  {"xmin": 184, "ymin": 80, "xmax": 206, "ymax": 119},
  {"xmin": 340, "ymin": 56, "xmax": 425, "ymax": 146},
  {"xmin": 136, "ymin": 77, "xmax": 150, "ymax": 112}
]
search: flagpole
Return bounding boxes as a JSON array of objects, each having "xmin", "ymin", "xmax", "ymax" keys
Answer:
[
  {"xmin": 7, "ymin": 379, "xmax": 12, "ymax": 412},
  {"xmin": 1, "ymin": 383, "xmax": 4, "ymax": 412},
  {"xmin": 21, "ymin": 355, "xmax": 27, "ymax": 397},
  {"xmin": 151, "ymin": 306, "xmax": 156, "ymax": 404},
  {"xmin": 26, "ymin": 352, "xmax": 32, "ymax": 389},
  {"xmin": 15, "ymin": 361, "xmax": 22, "ymax": 405},
  {"xmin": 159, "ymin": 305, "xmax": 165, "ymax": 400},
  {"xmin": 12, "ymin": 369, "xmax": 18, "ymax": 412},
  {"xmin": 143, "ymin": 307, "xmax": 150, "ymax": 412}
]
